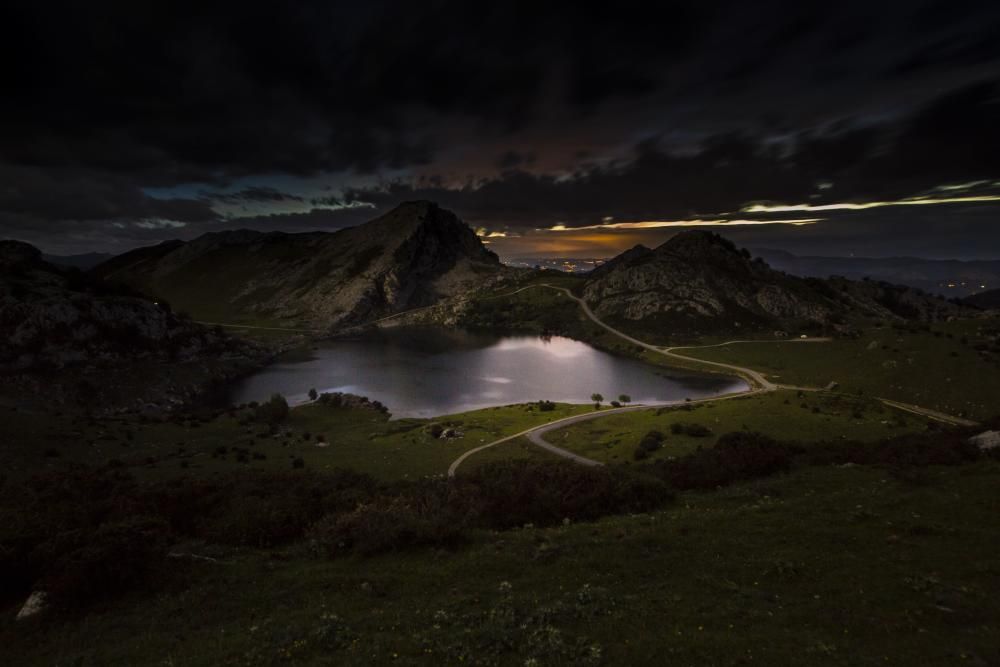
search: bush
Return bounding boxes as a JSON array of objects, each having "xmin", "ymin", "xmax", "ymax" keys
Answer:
[
  {"xmin": 254, "ymin": 394, "xmax": 289, "ymax": 425},
  {"xmin": 460, "ymin": 460, "xmax": 671, "ymax": 529},
  {"xmin": 670, "ymin": 422, "xmax": 712, "ymax": 437},
  {"xmin": 537, "ymin": 400, "xmax": 556, "ymax": 412},
  {"xmin": 186, "ymin": 470, "xmax": 377, "ymax": 548},
  {"xmin": 654, "ymin": 432, "xmax": 793, "ymax": 490},
  {"xmin": 310, "ymin": 495, "xmax": 467, "ymax": 556},
  {"xmin": 630, "ymin": 428, "xmax": 667, "ymax": 460},
  {"xmin": 41, "ymin": 516, "xmax": 171, "ymax": 605},
  {"xmin": 803, "ymin": 431, "xmax": 981, "ymax": 468}
]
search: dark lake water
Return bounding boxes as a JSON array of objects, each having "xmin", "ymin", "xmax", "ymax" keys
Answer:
[{"xmin": 228, "ymin": 328, "xmax": 746, "ymax": 418}]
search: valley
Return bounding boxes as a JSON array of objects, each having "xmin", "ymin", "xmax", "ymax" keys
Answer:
[{"xmin": 2, "ymin": 203, "xmax": 999, "ymax": 666}]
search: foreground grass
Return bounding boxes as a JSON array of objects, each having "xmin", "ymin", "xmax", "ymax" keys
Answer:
[
  {"xmin": 532, "ymin": 390, "xmax": 926, "ymax": 465},
  {"xmin": 0, "ymin": 401, "xmax": 594, "ymax": 482},
  {"xmin": 3, "ymin": 462, "xmax": 998, "ymax": 666}
]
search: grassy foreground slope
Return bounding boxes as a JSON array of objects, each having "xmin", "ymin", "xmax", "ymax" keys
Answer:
[
  {"xmin": 532, "ymin": 390, "xmax": 926, "ymax": 465},
  {"xmin": 3, "ymin": 461, "xmax": 999, "ymax": 666},
  {"xmin": 0, "ymin": 401, "xmax": 595, "ymax": 482}
]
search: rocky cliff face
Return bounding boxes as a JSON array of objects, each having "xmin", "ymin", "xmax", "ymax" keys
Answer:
[
  {"xmin": 582, "ymin": 231, "xmax": 968, "ymax": 334},
  {"xmin": 0, "ymin": 240, "xmax": 264, "ymax": 409},
  {"xmin": 93, "ymin": 201, "xmax": 502, "ymax": 330}
]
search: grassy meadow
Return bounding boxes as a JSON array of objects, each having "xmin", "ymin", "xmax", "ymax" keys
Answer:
[
  {"xmin": 532, "ymin": 390, "xmax": 928, "ymax": 465},
  {"xmin": 679, "ymin": 318, "xmax": 1000, "ymax": 421},
  {"xmin": 3, "ymin": 460, "xmax": 999, "ymax": 666}
]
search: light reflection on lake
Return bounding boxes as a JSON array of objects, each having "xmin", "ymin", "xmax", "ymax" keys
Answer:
[{"xmin": 228, "ymin": 328, "xmax": 746, "ymax": 418}]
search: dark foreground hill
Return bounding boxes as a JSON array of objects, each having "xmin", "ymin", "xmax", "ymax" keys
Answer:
[
  {"xmin": 93, "ymin": 201, "xmax": 502, "ymax": 330},
  {"xmin": 0, "ymin": 240, "xmax": 263, "ymax": 410},
  {"xmin": 965, "ymin": 288, "xmax": 1000, "ymax": 310},
  {"xmin": 582, "ymin": 231, "xmax": 970, "ymax": 336}
]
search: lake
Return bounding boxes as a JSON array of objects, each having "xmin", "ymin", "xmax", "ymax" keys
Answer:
[{"xmin": 228, "ymin": 328, "xmax": 746, "ymax": 418}]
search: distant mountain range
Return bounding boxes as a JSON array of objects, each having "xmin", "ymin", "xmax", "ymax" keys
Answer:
[
  {"xmin": 580, "ymin": 233, "xmax": 970, "ymax": 337},
  {"xmin": 42, "ymin": 251, "xmax": 113, "ymax": 270},
  {"xmin": 750, "ymin": 248, "xmax": 1000, "ymax": 298},
  {"xmin": 92, "ymin": 201, "xmax": 503, "ymax": 330}
]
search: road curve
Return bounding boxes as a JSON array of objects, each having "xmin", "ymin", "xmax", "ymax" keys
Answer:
[
  {"xmin": 440, "ymin": 282, "xmax": 977, "ymax": 475},
  {"xmin": 541, "ymin": 285, "xmax": 777, "ymax": 391},
  {"xmin": 448, "ymin": 283, "xmax": 782, "ymax": 476}
]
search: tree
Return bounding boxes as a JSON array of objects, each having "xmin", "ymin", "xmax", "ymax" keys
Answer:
[
  {"xmin": 308, "ymin": 388, "xmax": 318, "ymax": 401},
  {"xmin": 591, "ymin": 393, "xmax": 604, "ymax": 409},
  {"xmin": 618, "ymin": 394, "xmax": 631, "ymax": 405},
  {"xmin": 255, "ymin": 393, "xmax": 289, "ymax": 425}
]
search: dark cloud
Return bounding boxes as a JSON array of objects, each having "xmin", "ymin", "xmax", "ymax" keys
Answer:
[
  {"xmin": 340, "ymin": 82, "xmax": 1000, "ymax": 230},
  {"xmin": 496, "ymin": 151, "xmax": 536, "ymax": 170},
  {"xmin": 211, "ymin": 187, "xmax": 304, "ymax": 205},
  {"xmin": 2, "ymin": 1, "xmax": 1000, "ymax": 254}
]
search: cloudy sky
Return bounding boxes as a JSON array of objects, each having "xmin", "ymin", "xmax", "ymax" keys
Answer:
[{"xmin": 3, "ymin": 0, "xmax": 1000, "ymax": 259}]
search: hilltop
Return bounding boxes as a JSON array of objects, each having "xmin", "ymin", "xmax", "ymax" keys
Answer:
[
  {"xmin": 93, "ymin": 202, "xmax": 503, "ymax": 330},
  {"xmin": 0, "ymin": 240, "xmax": 264, "ymax": 410},
  {"xmin": 581, "ymin": 231, "xmax": 969, "ymax": 338}
]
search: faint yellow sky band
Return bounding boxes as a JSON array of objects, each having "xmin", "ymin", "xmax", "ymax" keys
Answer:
[
  {"xmin": 546, "ymin": 218, "xmax": 822, "ymax": 231},
  {"xmin": 742, "ymin": 194, "xmax": 1000, "ymax": 213}
]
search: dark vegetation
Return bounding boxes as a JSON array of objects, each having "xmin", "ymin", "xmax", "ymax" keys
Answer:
[{"xmin": 2, "ymin": 425, "xmax": 992, "ymax": 612}]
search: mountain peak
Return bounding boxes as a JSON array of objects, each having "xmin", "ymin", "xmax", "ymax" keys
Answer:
[{"xmin": 657, "ymin": 230, "xmax": 744, "ymax": 258}]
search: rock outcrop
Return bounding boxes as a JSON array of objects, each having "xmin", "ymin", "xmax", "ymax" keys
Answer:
[
  {"xmin": 0, "ymin": 240, "xmax": 265, "ymax": 409},
  {"xmin": 582, "ymin": 231, "xmax": 969, "ymax": 335}
]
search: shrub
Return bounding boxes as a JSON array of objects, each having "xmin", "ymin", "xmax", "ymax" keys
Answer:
[
  {"xmin": 537, "ymin": 400, "xmax": 556, "ymax": 412},
  {"xmin": 803, "ymin": 431, "xmax": 981, "ymax": 468},
  {"xmin": 310, "ymin": 496, "xmax": 466, "ymax": 557},
  {"xmin": 460, "ymin": 460, "xmax": 671, "ymax": 529},
  {"xmin": 41, "ymin": 516, "xmax": 171, "ymax": 606},
  {"xmin": 190, "ymin": 470, "xmax": 377, "ymax": 548},
  {"xmin": 254, "ymin": 394, "xmax": 289, "ymax": 425},
  {"xmin": 670, "ymin": 422, "xmax": 712, "ymax": 437},
  {"xmin": 654, "ymin": 432, "xmax": 793, "ymax": 490},
  {"xmin": 638, "ymin": 430, "xmax": 665, "ymax": 452}
]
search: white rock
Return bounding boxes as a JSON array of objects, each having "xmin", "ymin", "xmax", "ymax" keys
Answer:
[{"xmin": 16, "ymin": 591, "xmax": 47, "ymax": 620}]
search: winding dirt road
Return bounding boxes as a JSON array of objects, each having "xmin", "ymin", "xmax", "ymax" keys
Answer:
[
  {"xmin": 446, "ymin": 283, "xmax": 977, "ymax": 475},
  {"xmin": 447, "ymin": 284, "xmax": 796, "ymax": 476}
]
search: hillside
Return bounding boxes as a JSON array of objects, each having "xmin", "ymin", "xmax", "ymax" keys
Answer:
[
  {"xmin": 965, "ymin": 288, "xmax": 1000, "ymax": 310},
  {"xmin": 0, "ymin": 240, "xmax": 263, "ymax": 410},
  {"xmin": 754, "ymin": 248, "xmax": 1000, "ymax": 298},
  {"xmin": 582, "ymin": 231, "xmax": 968, "ymax": 337},
  {"xmin": 93, "ymin": 202, "xmax": 502, "ymax": 330},
  {"xmin": 41, "ymin": 252, "xmax": 113, "ymax": 270}
]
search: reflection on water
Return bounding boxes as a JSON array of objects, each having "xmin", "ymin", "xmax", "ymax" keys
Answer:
[{"xmin": 228, "ymin": 328, "xmax": 746, "ymax": 418}]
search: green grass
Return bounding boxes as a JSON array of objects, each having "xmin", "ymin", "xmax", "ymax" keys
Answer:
[
  {"xmin": 0, "ymin": 401, "xmax": 595, "ymax": 483},
  {"xmin": 522, "ymin": 390, "xmax": 927, "ymax": 465},
  {"xmin": 4, "ymin": 461, "xmax": 999, "ymax": 666},
  {"xmin": 678, "ymin": 318, "xmax": 1000, "ymax": 420}
]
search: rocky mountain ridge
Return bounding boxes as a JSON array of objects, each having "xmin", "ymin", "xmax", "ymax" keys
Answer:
[
  {"xmin": 582, "ymin": 231, "xmax": 970, "ymax": 335},
  {"xmin": 0, "ymin": 240, "xmax": 265, "ymax": 410},
  {"xmin": 93, "ymin": 201, "xmax": 503, "ymax": 330}
]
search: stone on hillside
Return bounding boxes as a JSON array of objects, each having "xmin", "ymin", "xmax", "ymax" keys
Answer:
[
  {"xmin": 969, "ymin": 430, "xmax": 1000, "ymax": 451},
  {"xmin": 16, "ymin": 591, "xmax": 48, "ymax": 620}
]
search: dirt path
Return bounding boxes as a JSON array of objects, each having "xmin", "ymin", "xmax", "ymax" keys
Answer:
[
  {"xmin": 448, "ymin": 284, "xmax": 790, "ymax": 475},
  {"xmin": 446, "ymin": 283, "xmax": 977, "ymax": 475}
]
